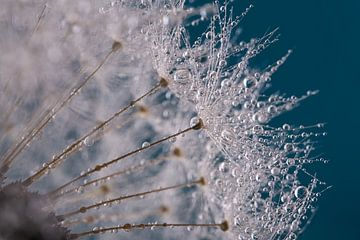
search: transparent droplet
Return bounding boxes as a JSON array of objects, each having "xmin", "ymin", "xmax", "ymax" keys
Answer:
[
  {"xmin": 244, "ymin": 77, "xmax": 255, "ymax": 88},
  {"xmin": 288, "ymin": 232, "xmax": 297, "ymax": 240},
  {"xmin": 174, "ymin": 69, "xmax": 191, "ymax": 84},
  {"xmin": 219, "ymin": 59, "xmax": 227, "ymax": 67},
  {"xmin": 252, "ymin": 112, "xmax": 268, "ymax": 124},
  {"xmin": 189, "ymin": 117, "xmax": 200, "ymax": 128},
  {"xmin": 251, "ymin": 231, "xmax": 258, "ymax": 240},
  {"xmin": 209, "ymin": 71, "xmax": 217, "ymax": 79},
  {"xmin": 221, "ymin": 129, "xmax": 233, "ymax": 141},
  {"xmin": 84, "ymin": 137, "xmax": 94, "ymax": 147},
  {"xmin": 234, "ymin": 215, "xmax": 242, "ymax": 226},
  {"xmin": 255, "ymin": 173, "xmax": 264, "ymax": 182},
  {"xmin": 267, "ymin": 105, "xmax": 277, "ymax": 114},
  {"xmin": 294, "ymin": 186, "xmax": 308, "ymax": 199},
  {"xmin": 221, "ymin": 79, "xmax": 231, "ymax": 88},
  {"xmin": 162, "ymin": 16, "xmax": 169, "ymax": 25},
  {"xmin": 271, "ymin": 167, "xmax": 280, "ymax": 175},
  {"xmin": 231, "ymin": 168, "xmax": 239, "ymax": 177},
  {"xmin": 142, "ymin": 141, "xmax": 150, "ymax": 148},
  {"xmin": 218, "ymin": 162, "xmax": 228, "ymax": 172},
  {"xmin": 284, "ymin": 143, "xmax": 294, "ymax": 152},
  {"xmin": 282, "ymin": 124, "xmax": 291, "ymax": 130}
]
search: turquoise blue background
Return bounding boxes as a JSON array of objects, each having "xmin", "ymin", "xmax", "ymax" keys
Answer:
[{"xmin": 239, "ymin": 1, "xmax": 359, "ymax": 239}]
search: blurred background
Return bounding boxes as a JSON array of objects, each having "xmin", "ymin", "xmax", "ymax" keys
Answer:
[{"xmin": 234, "ymin": 0, "xmax": 359, "ymax": 239}]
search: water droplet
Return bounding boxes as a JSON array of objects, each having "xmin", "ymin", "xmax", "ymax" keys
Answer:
[
  {"xmin": 209, "ymin": 71, "xmax": 217, "ymax": 79},
  {"xmin": 84, "ymin": 137, "xmax": 94, "ymax": 147},
  {"xmin": 183, "ymin": 50, "xmax": 190, "ymax": 58},
  {"xmin": 243, "ymin": 77, "xmax": 255, "ymax": 88},
  {"xmin": 255, "ymin": 173, "xmax": 264, "ymax": 182},
  {"xmin": 294, "ymin": 186, "xmax": 308, "ymax": 199},
  {"xmin": 162, "ymin": 16, "xmax": 169, "ymax": 25},
  {"xmin": 271, "ymin": 167, "xmax": 280, "ymax": 175},
  {"xmin": 288, "ymin": 232, "xmax": 297, "ymax": 240},
  {"xmin": 221, "ymin": 129, "xmax": 233, "ymax": 141},
  {"xmin": 252, "ymin": 112, "xmax": 268, "ymax": 124},
  {"xmin": 234, "ymin": 215, "xmax": 242, "ymax": 226},
  {"xmin": 282, "ymin": 124, "xmax": 291, "ymax": 130},
  {"xmin": 218, "ymin": 162, "xmax": 228, "ymax": 172},
  {"xmin": 189, "ymin": 117, "xmax": 200, "ymax": 128},
  {"xmin": 284, "ymin": 143, "xmax": 294, "ymax": 152},
  {"xmin": 221, "ymin": 79, "xmax": 231, "ymax": 88},
  {"xmin": 174, "ymin": 69, "xmax": 191, "ymax": 84},
  {"xmin": 251, "ymin": 231, "xmax": 258, "ymax": 240},
  {"xmin": 219, "ymin": 59, "xmax": 227, "ymax": 67},
  {"xmin": 267, "ymin": 105, "xmax": 277, "ymax": 114},
  {"xmin": 231, "ymin": 168, "xmax": 239, "ymax": 177},
  {"xmin": 142, "ymin": 141, "xmax": 150, "ymax": 148},
  {"xmin": 206, "ymin": 31, "xmax": 213, "ymax": 39}
]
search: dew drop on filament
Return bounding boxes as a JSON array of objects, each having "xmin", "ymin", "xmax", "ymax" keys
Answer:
[
  {"xmin": 142, "ymin": 141, "xmax": 150, "ymax": 148},
  {"xmin": 294, "ymin": 186, "xmax": 308, "ymax": 199},
  {"xmin": 174, "ymin": 69, "xmax": 191, "ymax": 84},
  {"xmin": 189, "ymin": 117, "xmax": 200, "ymax": 128}
]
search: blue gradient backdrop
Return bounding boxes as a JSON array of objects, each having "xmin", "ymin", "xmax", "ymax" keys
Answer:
[{"xmin": 236, "ymin": 1, "xmax": 359, "ymax": 239}]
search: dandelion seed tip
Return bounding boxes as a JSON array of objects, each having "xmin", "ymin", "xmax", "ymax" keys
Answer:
[
  {"xmin": 198, "ymin": 177, "xmax": 206, "ymax": 186},
  {"xmin": 159, "ymin": 205, "xmax": 169, "ymax": 213},
  {"xmin": 100, "ymin": 185, "xmax": 110, "ymax": 194},
  {"xmin": 137, "ymin": 105, "xmax": 149, "ymax": 115},
  {"xmin": 123, "ymin": 223, "xmax": 132, "ymax": 230},
  {"xmin": 111, "ymin": 41, "xmax": 122, "ymax": 51},
  {"xmin": 220, "ymin": 220, "xmax": 229, "ymax": 231},
  {"xmin": 79, "ymin": 206, "xmax": 87, "ymax": 213},
  {"xmin": 192, "ymin": 118, "xmax": 204, "ymax": 130},
  {"xmin": 172, "ymin": 147, "xmax": 182, "ymax": 157},
  {"xmin": 94, "ymin": 164, "xmax": 102, "ymax": 171},
  {"xmin": 159, "ymin": 77, "xmax": 169, "ymax": 88},
  {"xmin": 84, "ymin": 215, "xmax": 95, "ymax": 223}
]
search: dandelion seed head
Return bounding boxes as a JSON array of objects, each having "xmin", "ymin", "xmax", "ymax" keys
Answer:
[
  {"xmin": 0, "ymin": 1, "xmax": 326, "ymax": 240},
  {"xmin": 0, "ymin": 183, "xmax": 69, "ymax": 240}
]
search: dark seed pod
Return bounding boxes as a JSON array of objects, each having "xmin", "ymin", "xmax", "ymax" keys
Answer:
[{"xmin": 0, "ymin": 183, "xmax": 70, "ymax": 240}]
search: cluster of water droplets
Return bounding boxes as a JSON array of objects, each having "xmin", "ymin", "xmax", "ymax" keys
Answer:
[
  {"xmin": 198, "ymin": 120, "xmax": 327, "ymax": 240},
  {"xmin": 133, "ymin": 2, "xmax": 328, "ymax": 240}
]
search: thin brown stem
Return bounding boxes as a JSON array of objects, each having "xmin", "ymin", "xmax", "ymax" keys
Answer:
[
  {"xmin": 1, "ymin": 42, "xmax": 120, "ymax": 178},
  {"xmin": 48, "ymin": 119, "xmax": 203, "ymax": 197},
  {"xmin": 53, "ymin": 156, "xmax": 167, "ymax": 199},
  {"xmin": 69, "ymin": 220, "xmax": 228, "ymax": 239},
  {"xmin": 29, "ymin": 2, "xmax": 48, "ymax": 41},
  {"xmin": 22, "ymin": 79, "xmax": 159, "ymax": 187},
  {"xmin": 63, "ymin": 205, "xmax": 169, "ymax": 227},
  {"xmin": 0, "ymin": 97, "xmax": 21, "ymax": 141},
  {"xmin": 59, "ymin": 177, "xmax": 205, "ymax": 219}
]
